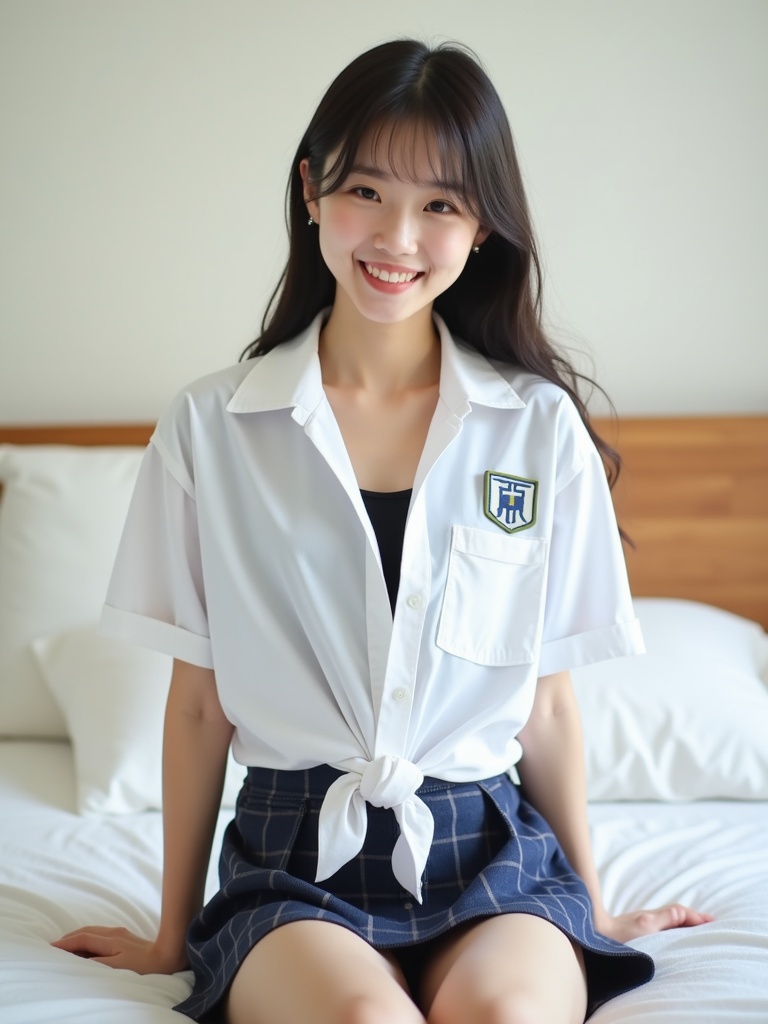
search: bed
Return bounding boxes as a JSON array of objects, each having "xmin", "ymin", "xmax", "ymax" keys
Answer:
[{"xmin": 0, "ymin": 415, "xmax": 766, "ymax": 1023}]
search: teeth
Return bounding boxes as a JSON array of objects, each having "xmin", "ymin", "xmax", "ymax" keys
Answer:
[{"xmin": 364, "ymin": 263, "xmax": 417, "ymax": 283}]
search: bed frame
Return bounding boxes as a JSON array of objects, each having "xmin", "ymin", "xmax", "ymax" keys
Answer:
[
  {"xmin": 601, "ymin": 416, "xmax": 768, "ymax": 630},
  {"xmin": 1, "ymin": 416, "xmax": 767, "ymax": 629}
]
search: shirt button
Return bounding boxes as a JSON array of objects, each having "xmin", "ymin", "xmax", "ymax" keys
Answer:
[
  {"xmin": 393, "ymin": 687, "xmax": 409, "ymax": 702},
  {"xmin": 406, "ymin": 593, "xmax": 423, "ymax": 610}
]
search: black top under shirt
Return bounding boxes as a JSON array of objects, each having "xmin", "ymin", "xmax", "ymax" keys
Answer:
[{"xmin": 360, "ymin": 489, "xmax": 412, "ymax": 613}]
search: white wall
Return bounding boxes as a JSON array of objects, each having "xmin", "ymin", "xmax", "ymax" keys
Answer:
[{"xmin": 1, "ymin": 0, "xmax": 766, "ymax": 422}]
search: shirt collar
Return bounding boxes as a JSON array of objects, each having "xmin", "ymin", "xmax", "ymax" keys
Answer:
[
  {"xmin": 432, "ymin": 314, "xmax": 525, "ymax": 415},
  {"xmin": 226, "ymin": 310, "xmax": 525, "ymax": 418},
  {"xmin": 226, "ymin": 311, "xmax": 328, "ymax": 419}
]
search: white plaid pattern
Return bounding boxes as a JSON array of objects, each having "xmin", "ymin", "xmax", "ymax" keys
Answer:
[{"xmin": 175, "ymin": 767, "xmax": 653, "ymax": 1021}]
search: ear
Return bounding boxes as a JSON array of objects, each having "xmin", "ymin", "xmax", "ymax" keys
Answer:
[
  {"xmin": 474, "ymin": 226, "xmax": 491, "ymax": 247},
  {"xmin": 299, "ymin": 158, "xmax": 320, "ymax": 224}
]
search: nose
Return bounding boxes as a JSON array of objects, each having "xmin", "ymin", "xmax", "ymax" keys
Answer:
[{"xmin": 374, "ymin": 206, "xmax": 418, "ymax": 256}]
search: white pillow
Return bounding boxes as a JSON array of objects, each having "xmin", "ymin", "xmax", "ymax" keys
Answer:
[
  {"xmin": 628, "ymin": 596, "xmax": 768, "ymax": 680},
  {"xmin": 0, "ymin": 445, "xmax": 145, "ymax": 737},
  {"xmin": 32, "ymin": 625, "xmax": 243, "ymax": 814},
  {"xmin": 575, "ymin": 598, "xmax": 768, "ymax": 801}
]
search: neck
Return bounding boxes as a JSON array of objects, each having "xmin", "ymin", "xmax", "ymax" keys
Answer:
[{"xmin": 319, "ymin": 301, "xmax": 440, "ymax": 395}]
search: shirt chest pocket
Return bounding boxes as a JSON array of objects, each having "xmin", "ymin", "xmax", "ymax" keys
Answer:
[{"xmin": 436, "ymin": 525, "xmax": 548, "ymax": 667}]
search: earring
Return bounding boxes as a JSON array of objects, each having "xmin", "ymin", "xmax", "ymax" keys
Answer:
[
  {"xmin": 308, "ymin": 216, "xmax": 314, "ymax": 226},
  {"xmin": 472, "ymin": 245, "xmax": 481, "ymax": 254}
]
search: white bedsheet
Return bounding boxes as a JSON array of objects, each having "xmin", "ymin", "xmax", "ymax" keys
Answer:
[{"xmin": 1, "ymin": 742, "xmax": 767, "ymax": 1023}]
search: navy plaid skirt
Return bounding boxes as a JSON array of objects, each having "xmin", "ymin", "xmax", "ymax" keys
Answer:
[{"xmin": 174, "ymin": 765, "xmax": 653, "ymax": 1021}]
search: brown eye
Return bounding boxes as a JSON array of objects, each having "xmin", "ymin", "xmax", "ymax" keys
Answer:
[{"xmin": 426, "ymin": 200, "xmax": 455, "ymax": 214}]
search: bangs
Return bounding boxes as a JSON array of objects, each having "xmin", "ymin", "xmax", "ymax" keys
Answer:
[
  {"xmin": 317, "ymin": 115, "xmax": 482, "ymax": 218},
  {"xmin": 297, "ymin": 40, "xmax": 520, "ymax": 234}
]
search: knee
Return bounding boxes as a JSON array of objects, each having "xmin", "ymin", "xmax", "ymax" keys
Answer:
[
  {"xmin": 340, "ymin": 994, "xmax": 420, "ymax": 1024},
  {"xmin": 430, "ymin": 991, "xmax": 539, "ymax": 1024},
  {"xmin": 483, "ymin": 993, "xmax": 539, "ymax": 1024},
  {"xmin": 339, "ymin": 997, "xmax": 377, "ymax": 1024}
]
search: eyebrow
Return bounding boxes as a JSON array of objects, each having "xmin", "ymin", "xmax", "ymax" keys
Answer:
[{"xmin": 348, "ymin": 163, "xmax": 464, "ymax": 194}]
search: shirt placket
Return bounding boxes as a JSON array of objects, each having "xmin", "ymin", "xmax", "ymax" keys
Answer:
[
  {"xmin": 300, "ymin": 399, "xmax": 393, "ymax": 738},
  {"xmin": 373, "ymin": 404, "xmax": 468, "ymax": 760},
  {"xmin": 373, "ymin": 485, "xmax": 430, "ymax": 759},
  {"xmin": 301, "ymin": 391, "xmax": 470, "ymax": 766}
]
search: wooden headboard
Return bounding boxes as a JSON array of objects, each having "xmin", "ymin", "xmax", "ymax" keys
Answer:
[
  {"xmin": 597, "ymin": 416, "xmax": 768, "ymax": 630},
  {"xmin": 1, "ymin": 416, "xmax": 767, "ymax": 629}
]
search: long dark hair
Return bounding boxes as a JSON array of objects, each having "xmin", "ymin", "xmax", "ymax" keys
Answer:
[{"xmin": 242, "ymin": 39, "xmax": 621, "ymax": 486}]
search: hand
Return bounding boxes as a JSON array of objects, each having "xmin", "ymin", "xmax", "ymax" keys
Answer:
[
  {"xmin": 595, "ymin": 904, "xmax": 715, "ymax": 943},
  {"xmin": 51, "ymin": 926, "xmax": 188, "ymax": 975}
]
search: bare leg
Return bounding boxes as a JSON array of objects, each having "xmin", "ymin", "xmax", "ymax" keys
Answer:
[
  {"xmin": 225, "ymin": 919, "xmax": 427, "ymax": 1024},
  {"xmin": 422, "ymin": 914, "xmax": 588, "ymax": 1024}
]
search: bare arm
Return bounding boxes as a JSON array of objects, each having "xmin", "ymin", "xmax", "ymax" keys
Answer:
[
  {"xmin": 154, "ymin": 659, "xmax": 235, "ymax": 967},
  {"xmin": 53, "ymin": 659, "xmax": 234, "ymax": 972},
  {"xmin": 517, "ymin": 670, "xmax": 712, "ymax": 941}
]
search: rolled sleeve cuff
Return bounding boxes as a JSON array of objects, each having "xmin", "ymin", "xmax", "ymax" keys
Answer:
[
  {"xmin": 538, "ymin": 618, "xmax": 644, "ymax": 677},
  {"xmin": 100, "ymin": 604, "xmax": 214, "ymax": 669}
]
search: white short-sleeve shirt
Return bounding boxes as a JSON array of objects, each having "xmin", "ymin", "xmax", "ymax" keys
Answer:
[{"xmin": 102, "ymin": 312, "xmax": 643, "ymax": 899}]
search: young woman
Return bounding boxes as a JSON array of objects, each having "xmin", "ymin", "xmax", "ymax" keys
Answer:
[{"xmin": 54, "ymin": 38, "xmax": 711, "ymax": 1024}]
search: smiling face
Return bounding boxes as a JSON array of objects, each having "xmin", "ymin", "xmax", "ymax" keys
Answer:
[{"xmin": 301, "ymin": 123, "xmax": 487, "ymax": 331}]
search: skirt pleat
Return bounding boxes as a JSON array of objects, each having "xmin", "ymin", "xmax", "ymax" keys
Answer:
[{"xmin": 174, "ymin": 765, "xmax": 653, "ymax": 1020}]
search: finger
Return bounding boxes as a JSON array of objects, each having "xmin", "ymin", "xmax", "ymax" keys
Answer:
[
  {"xmin": 52, "ymin": 932, "xmax": 125, "ymax": 956},
  {"xmin": 643, "ymin": 904, "xmax": 714, "ymax": 933},
  {"xmin": 664, "ymin": 904, "xmax": 715, "ymax": 928},
  {"xmin": 54, "ymin": 926, "xmax": 128, "ymax": 944}
]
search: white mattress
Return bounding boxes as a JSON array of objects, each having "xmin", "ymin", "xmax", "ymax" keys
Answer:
[{"xmin": 1, "ymin": 742, "xmax": 767, "ymax": 1023}]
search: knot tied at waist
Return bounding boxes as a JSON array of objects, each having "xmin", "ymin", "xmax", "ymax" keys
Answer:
[
  {"xmin": 315, "ymin": 755, "xmax": 435, "ymax": 903},
  {"xmin": 359, "ymin": 754, "xmax": 423, "ymax": 808}
]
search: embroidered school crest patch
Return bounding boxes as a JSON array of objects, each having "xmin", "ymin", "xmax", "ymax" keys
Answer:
[{"xmin": 484, "ymin": 472, "xmax": 538, "ymax": 534}]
